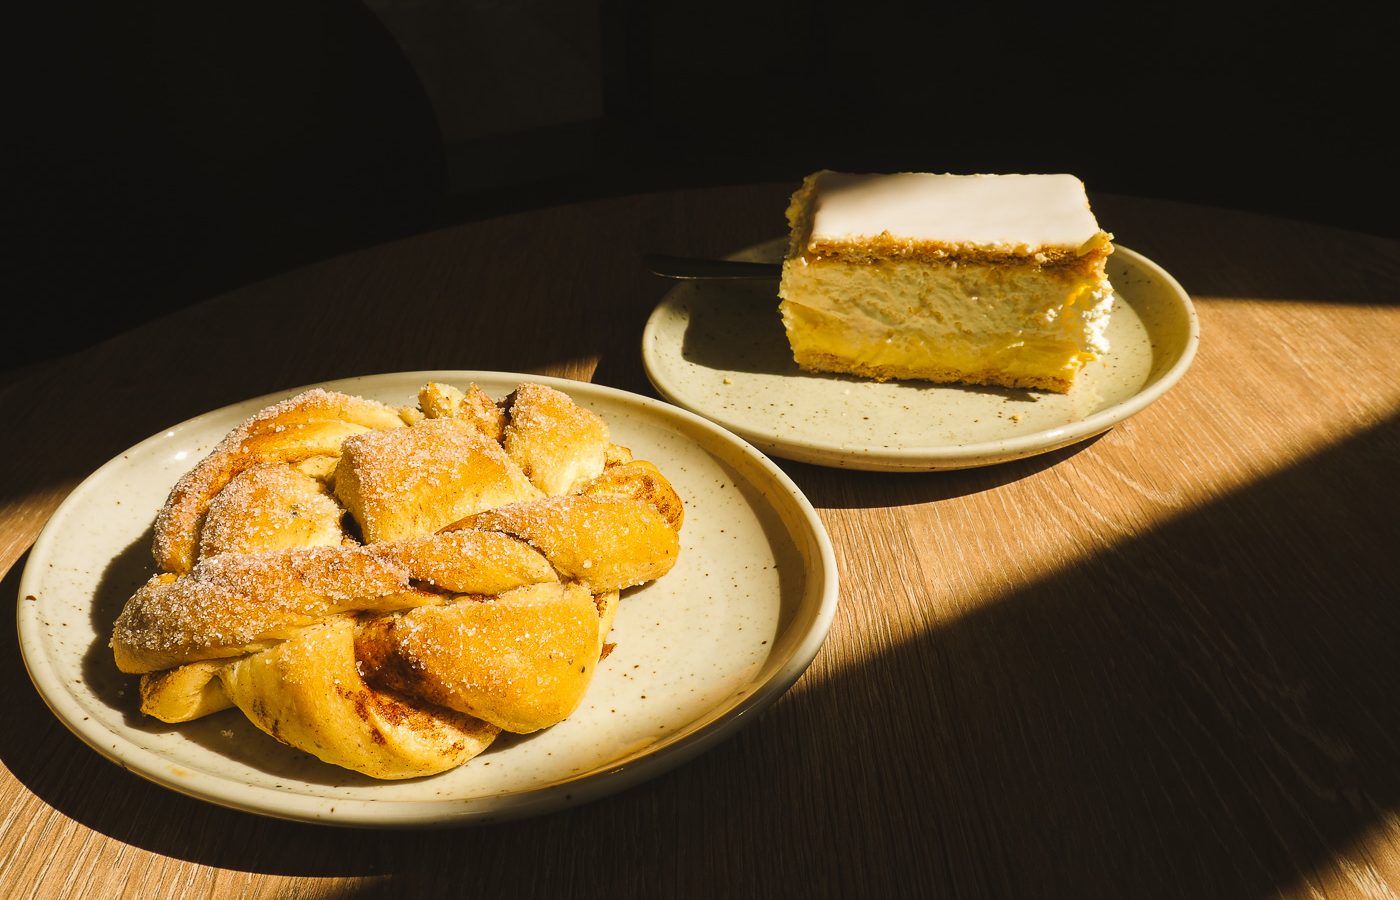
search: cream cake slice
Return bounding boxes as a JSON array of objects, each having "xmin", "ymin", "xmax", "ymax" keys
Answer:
[{"xmin": 777, "ymin": 171, "xmax": 1115, "ymax": 393}]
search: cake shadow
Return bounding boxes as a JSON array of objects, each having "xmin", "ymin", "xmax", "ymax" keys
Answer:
[
  {"xmin": 677, "ymin": 280, "xmax": 799, "ymax": 378},
  {"xmin": 775, "ymin": 431, "xmax": 1105, "ymax": 510},
  {"xmin": 898, "ymin": 379, "xmax": 1043, "ymax": 403}
]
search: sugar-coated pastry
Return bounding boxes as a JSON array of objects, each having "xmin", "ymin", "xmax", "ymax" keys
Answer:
[{"xmin": 117, "ymin": 380, "xmax": 684, "ymax": 779}]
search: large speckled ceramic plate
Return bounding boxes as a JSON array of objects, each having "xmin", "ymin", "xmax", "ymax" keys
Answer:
[
  {"xmin": 642, "ymin": 242, "xmax": 1198, "ymax": 470},
  {"xmin": 16, "ymin": 371, "xmax": 837, "ymax": 828}
]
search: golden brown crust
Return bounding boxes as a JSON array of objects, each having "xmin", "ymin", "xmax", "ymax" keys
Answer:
[
  {"xmin": 112, "ymin": 546, "xmax": 438, "ymax": 673},
  {"xmin": 372, "ymin": 529, "xmax": 557, "ymax": 595},
  {"xmin": 355, "ymin": 583, "xmax": 603, "ymax": 734},
  {"xmin": 594, "ymin": 589, "xmax": 621, "ymax": 642},
  {"xmin": 197, "ymin": 462, "xmax": 348, "ymax": 561},
  {"xmin": 451, "ymin": 495, "xmax": 680, "ymax": 593},
  {"xmin": 784, "ymin": 171, "xmax": 820, "ymax": 261},
  {"xmin": 418, "ymin": 382, "xmax": 506, "ymax": 440},
  {"xmin": 334, "ymin": 417, "xmax": 541, "ymax": 543},
  {"xmin": 222, "ymin": 617, "xmax": 499, "ymax": 779},
  {"xmin": 502, "ymin": 383, "xmax": 610, "ymax": 496},
  {"xmin": 576, "ymin": 459, "xmax": 685, "ymax": 532},
  {"xmin": 800, "ymin": 236, "xmax": 1113, "ymax": 268},
  {"xmin": 116, "ymin": 380, "xmax": 685, "ymax": 779},
  {"xmin": 139, "ymin": 661, "xmax": 233, "ymax": 723},
  {"xmin": 603, "ymin": 443, "xmax": 634, "ymax": 466},
  {"xmin": 152, "ymin": 389, "xmax": 405, "ymax": 574}
]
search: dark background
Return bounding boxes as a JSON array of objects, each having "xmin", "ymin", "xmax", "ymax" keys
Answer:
[{"xmin": 6, "ymin": 1, "xmax": 1394, "ymax": 371}]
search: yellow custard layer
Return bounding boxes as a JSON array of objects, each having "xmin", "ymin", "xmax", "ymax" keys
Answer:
[{"xmin": 780, "ymin": 256, "xmax": 1111, "ymax": 393}]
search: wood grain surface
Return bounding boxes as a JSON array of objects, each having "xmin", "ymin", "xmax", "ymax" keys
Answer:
[{"xmin": 2, "ymin": 184, "xmax": 1398, "ymax": 899}]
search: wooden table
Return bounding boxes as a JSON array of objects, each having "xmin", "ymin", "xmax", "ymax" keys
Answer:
[{"xmin": 3, "ymin": 184, "xmax": 1398, "ymax": 898}]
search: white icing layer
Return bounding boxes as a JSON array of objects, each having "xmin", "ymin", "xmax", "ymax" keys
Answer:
[{"xmin": 808, "ymin": 172, "xmax": 1104, "ymax": 251}]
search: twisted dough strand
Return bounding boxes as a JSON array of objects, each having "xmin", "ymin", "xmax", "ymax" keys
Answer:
[
  {"xmin": 115, "ymin": 381, "xmax": 684, "ymax": 780},
  {"xmin": 153, "ymin": 389, "xmax": 408, "ymax": 574}
]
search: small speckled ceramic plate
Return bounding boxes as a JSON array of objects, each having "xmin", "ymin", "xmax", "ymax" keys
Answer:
[
  {"xmin": 642, "ymin": 242, "xmax": 1198, "ymax": 470},
  {"xmin": 16, "ymin": 372, "xmax": 837, "ymax": 827}
]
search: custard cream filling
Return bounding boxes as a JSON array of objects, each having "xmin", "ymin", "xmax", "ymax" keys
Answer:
[{"xmin": 779, "ymin": 258, "xmax": 1111, "ymax": 376}]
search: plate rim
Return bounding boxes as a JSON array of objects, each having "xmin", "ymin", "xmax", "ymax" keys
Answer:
[
  {"xmin": 641, "ymin": 243, "xmax": 1200, "ymax": 471},
  {"xmin": 16, "ymin": 370, "xmax": 839, "ymax": 828}
]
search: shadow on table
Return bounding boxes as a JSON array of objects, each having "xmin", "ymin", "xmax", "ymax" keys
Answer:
[
  {"xmin": 3, "ymin": 409, "xmax": 1398, "ymax": 896},
  {"xmin": 772, "ymin": 434, "xmax": 1106, "ymax": 508}
]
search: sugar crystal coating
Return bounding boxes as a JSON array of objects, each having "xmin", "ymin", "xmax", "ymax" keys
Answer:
[{"xmin": 116, "ymin": 380, "xmax": 686, "ymax": 778}]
